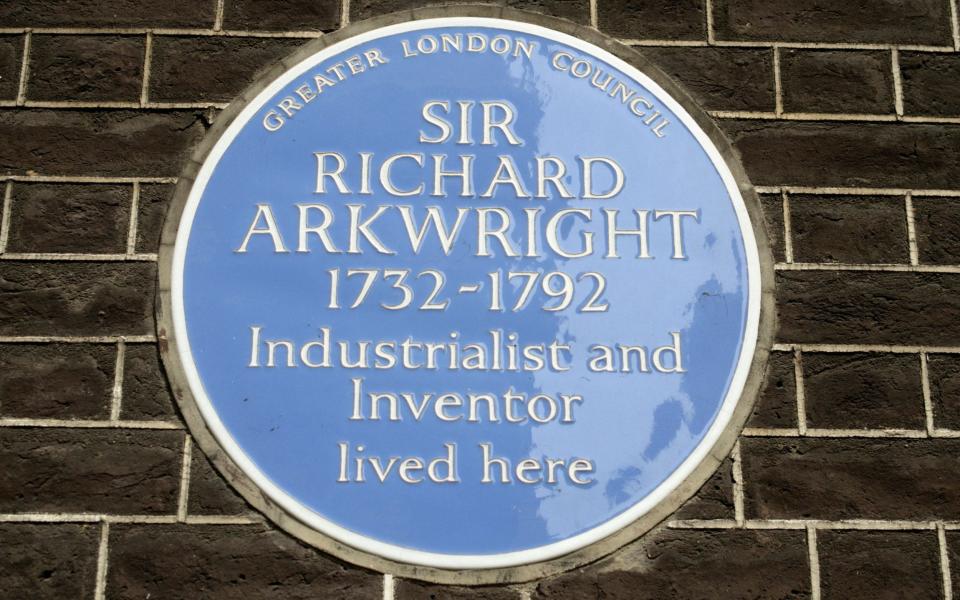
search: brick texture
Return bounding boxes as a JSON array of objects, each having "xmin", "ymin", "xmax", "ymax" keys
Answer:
[
  {"xmin": 149, "ymin": 37, "xmax": 304, "ymax": 103},
  {"xmin": 712, "ymin": 0, "xmax": 954, "ymax": 45},
  {"xmin": 639, "ymin": 47, "xmax": 775, "ymax": 112},
  {"xmin": 533, "ymin": 528, "xmax": 811, "ymax": 599},
  {"xmin": 789, "ymin": 195, "xmax": 909, "ymax": 264},
  {"xmin": 121, "ymin": 343, "xmax": 178, "ymax": 420},
  {"xmin": 107, "ymin": 524, "xmax": 383, "ymax": 599},
  {"xmin": 1, "ymin": 0, "xmax": 959, "ymax": 597},
  {"xmin": 721, "ymin": 121, "xmax": 960, "ymax": 188},
  {"xmin": 27, "ymin": 35, "xmax": 144, "ymax": 103},
  {"xmin": 0, "ymin": 524, "xmax": 100, "ymax": 599},
  {"xmin": 802, "ymin": 352, "xmax": 924, "ymax": 429},
  {"xmin": 0, "ymin": 428, "xmax": 182, "ymax": 513},
  {"xmin": 0, "ymin": 0, "xmax": 215, "ymax": 28},
  {"xmin": 0, "ymin": 262, "xmax": 156, "ymax": 336},
  {"xmin": 900, "ymin": 53, "xmax": 960, "ymax": 117},
  {"xmin": 818, "ymin": 531, "xmax": 942, "ymax": 600},
  {"xmin": 597, "ymin": 0, "xmax": 704, "ymax": 40},
  {"xmin": 776, "ymin": 271, "xmax": 960, "ymax": 345},
  {"xmin": 747, "ymin": 350, "xmax": 797, "ymax": 429},
  {"xmin": 914, "ymin": 198, "xmax": 960, "ymax": 265},
  {"xmin": 0, "ymin": 35, "xmax": 23, "ymax": 101},
  {"xmin": 780, "ymin": 50, "xmax": 895, "ymax": 115},
  {"xmin": 0, "ymin": 343, "xmax": 114, "ymax": 419},
  {"xmin": 5, "ymin": 183, "xmax": 130, "ymax": 253},
  {"xmin": 742, "ymin": 438, "xmax": 960, "ymax": 519}
]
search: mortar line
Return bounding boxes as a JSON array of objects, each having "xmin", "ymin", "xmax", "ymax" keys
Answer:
[
  {"xmin": 94, "ymin": 521, "xmax": 110, "ymax": 600},
  {"xmin": 0, "ymin": 27, "xmax": 947, "ymax": 49},
  {"xmin": 177, "ymin": 435, "xmax": 193, "ymax": 522},
  {"xmin": 907, "ymin": 192, "xmax": 921, "ymax": 266},
  {"xmin": 0, "ymin": 252, "xmax": 158, "ymax": 261},
  {"xmin": 0, "ymin": 335, "xmax": 157, "ymax": 343},
  {"xmin": 705, "ymin": 0, "xmax": 714, "ymax": 43},
  {"xmin": 214, "ymin": 0, "xmax": 226, "ymax": 31},
  {"xmin": 139, "ymin": 32, "xmax": 153, "ymax": 107},
  {"xmin": 921, "ymin": 352, "xmax": 936, "ymax": 435},
  {"xmin": 756, "ymin": 186, "xmax": 960, "ymax": 197},
  {"xmin": 0, "ymin": 513, "xmax": 261, "ymax": 524},
  {"xmin": 0, "ymin": 175, "xmax": 177, "ymax": 184},
  {"xmin": 773, "ymin": 343, "xmax": 960, "ymax": 354},
  {"xmin": 0, "ymin": 99, "xmax": 228, "ymax": 109},
  {"xmin": 669, "ymin": 518, "xmax": 960, "ymax": 530},
  {"xmin": 951, "ymin": 0, "xmax": 960, "ymax": 50},
  {"xmin": 383, "ymin": 574, "xmax": 395, "ymax": 600},
  {"xmin": 0, "ymin": 182, "xmax": 13, "ymax": 254},
  {"xmin": 775, "ymin": 263, "xmax": 960, "ymax": 273},
  {"xmin": 732, "ymin": 440, "xmax": 745, "ymax": 525},
  {"xmin": 126, "ymin": 182, "xmax": 141, "ymax": 256},
  {"xmin": 892, "ymin": 48, "xmax": 904, "ymax": 118},
  {"xmin": 341, "ymin": 0, "xmax": 352, "ymax": 28},
  {"xmin": 15, "ymin": 32, "xmax": 30, "ymax": 106},
  {"xmin": 109, "ymin": 340, "xmax": 126, "ymax": 421},
  {"xmin": 940, "ymin": 523, "xmax": 954, "ymax": 600},
  {"xmin": 794, "ymin": 349, "xmax": 807, "ymax": 435},
  {"xmin": 0, "ymin": 418, "xmax": 181, "ymax": 429},
  {"xmin": 709, "ymin": 110, "xmax": 900, "ymax": 122},
  {"xmin": 773, "ymin": 46, "xmax": 783, "ymax": 116},
  {"xmin": 589, "ymin": 0, "xmax": 599, "ymax": 29},
  {"xmin": 807, "ymin": 526, "xmax": 821, "ymax": 600},
  {"xmin": 781, "ymin": 190, "xmax": 794, "ymax": 263},
  {"xmin": 742, "ymin": 427, "xmax": 930, "ymax": 439}
]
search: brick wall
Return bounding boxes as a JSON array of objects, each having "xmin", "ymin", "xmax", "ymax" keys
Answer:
[{"xmin": 1, "ymin": 0, "xmax": 959, "ymax": 598}]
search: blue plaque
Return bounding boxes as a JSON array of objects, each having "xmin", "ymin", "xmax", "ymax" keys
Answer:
[{"xmin": 161, "ymin": 15, "xmax": 770, "ymax": 573}]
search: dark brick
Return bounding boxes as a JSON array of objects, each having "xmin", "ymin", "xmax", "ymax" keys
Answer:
[
  {"xmin": 121, "ymin": 343, "xmax": 177, "ymax": 421},
  {"xmin": 0, "ymin": 35, "xmax": 22, "ymax": 101},
  {"xmin": 135, "ymin": 184, "xmax": 173, "ymax": 253},
  {"xmin": 0, "ymin": 0, "xmax": 214, "ymax": 28},
  {"xmin": 949, "ymin": 532, "xmax": 960, "ymax": 595},
  {"xmin": 28, "ymin": 35, "xmax": 144, "ymax": 102},
  {"xmin": 598, "ymin": 0, "xmax": 705, "ymax": 40},
  {"xmin": 742, "ymin": 438, "xmax": 960, "ymax": 519},
  {"xmin": 780, "ymin": 49, "xmax": 895, "ymax": 115},
  {"xmin": 759, "ymin": 193, "xmax": 786, "ymax": 263},
  {"xmin": 0, "ymin": 428, "xmax": 182, "ymax": 514},
  {"xmin": 713, "ymin": 0, "xmax": 953, "ymax": 45},
  {"xmin": 819, "ymin": 531, "xmax": 941, "ymax": 600},
  {"xmin": 535, "ymin": 528, "xmax": 810, "ymax": 599},
  {"xmin": 673, "ymin": 457, "xmax": 735, "ymax": 520},
  {"xmin": 0, "ymin": 262, "xmax": 156, "ymax": 336},
  {"xmin": 224, "ymin": 0, "xmax": 340, "ymax": 31},
  {"xmin": 150, "ymin": 37, "xmax": 304, "ymax": 103},
  {"xmin": 0, "ymin": 343, "xmax": 114, "ymax": 419},
  {"xmin": 802, "ymin": 353, "xmax": 924, "ymax": 430},
  {"xmin": 0, "ymin": 109, "xmax": 208, "ymax": 177},
  {"xmin": 397, "ymin": 580, "xmax": 521, "ymax": 599},
  {"xmin": 187, "ymin": 443, "xmax": 252, "ymax": 516},
  {"xmin": 776, "ymin": 271, "xmax": 960, "ymax": 346},
  {"xmin": 5, "ymin": 183, "xmax": 130, "ymax": 253},
  {"xmin": 789, "ymin": 195, "xmax": 909, "ymax": 264},
  {"xmin": 108, "ymin": 523, "xmax": 381, "ymax": 599},
  {"xmin": 351, "ymin": 0, "xmax": 591, "ymax": 25},
  {"xmin": 721, "ymin": 120, "xmax": 960, "ymax": 188},
  {"xmin": 638, "ymin": 47, "xmax": 774, "ymax": 112},
  {"xmin": 0, "ymin": 523, "xmax": 99, "ymax": 600},
  {"xmin": 747, "ymin": 350, "xmax": 797, "ymax": 429},
  {"xmin": 914, "ymin": 197, "xmax": 960, "ymax": 265},
  {"xmin": 901, "ymin": 52, "xmax": 960, "ymax": 117},
  {"xmin": 927, "ymin": 354, "xmax": 960, "ymax": 430}
]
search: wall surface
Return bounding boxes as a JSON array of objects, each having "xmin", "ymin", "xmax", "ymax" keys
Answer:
[{"xmin": 1, "ymin": 0, "xmax": 960, "ymax": 598}]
